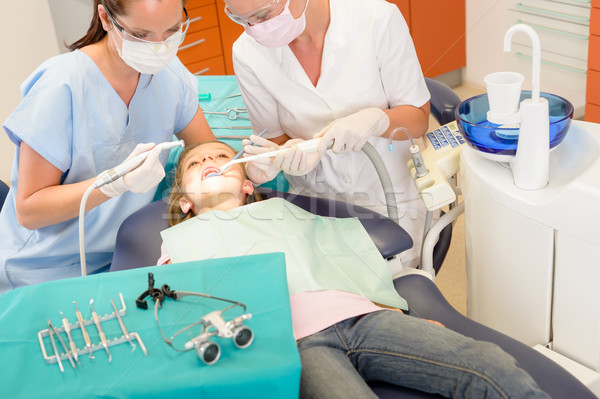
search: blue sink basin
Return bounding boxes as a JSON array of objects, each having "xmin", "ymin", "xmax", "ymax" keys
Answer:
[{"xmin": 456, "ymin": 91, "xmax": 573, "ymax": 157}]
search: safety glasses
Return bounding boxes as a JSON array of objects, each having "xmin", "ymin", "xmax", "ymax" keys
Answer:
[
  {"xmin": 224, "ymin": 0, "xmax": 285, "ymax": 26},
  {"xmin": 103, "ymin": 1, "xmax": 190, "ymax": 44}
]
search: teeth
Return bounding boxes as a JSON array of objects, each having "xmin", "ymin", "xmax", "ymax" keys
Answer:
[{"xmin": 202, "ymin": 167, "xmax": 220, "ymax": 180}]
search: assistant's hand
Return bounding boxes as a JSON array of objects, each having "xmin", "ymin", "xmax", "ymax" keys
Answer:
[
  {"xmin": 242, "ymin": 135, "xmax": 281, "ymax": 185},
  {"xmin": 315, "ymin": 108, "xmax": 390, "ymax": 153},
  {"xmin": 99, "ymin": 143, "xmax": 166, "ymax": 198},
  {"xmin": 273, "ymin": 139, "xmax": 324, "ymax": 176}
]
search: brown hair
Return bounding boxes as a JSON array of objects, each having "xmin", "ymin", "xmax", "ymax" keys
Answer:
[
  {"xmin": 67, "ymin": 0, "xmax": 187, "ymax": 51},
  {"xmin": 167, "ymin": 141, "xmax": 262, "ymax": 227}
]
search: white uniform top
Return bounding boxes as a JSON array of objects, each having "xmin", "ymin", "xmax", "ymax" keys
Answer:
[
  {"xmin": 232, "ymin": 0, "xmax": 430, "ymax": 269},
  {"xmin": 0, "ymin": 50, "xmax": 198, "ymax": 292}
]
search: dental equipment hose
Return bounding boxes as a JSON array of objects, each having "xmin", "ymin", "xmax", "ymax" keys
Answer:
[
  {"xmin": 79, "ymin": 140, "xmax": 185, "ymax": 277},
  {"xmin": 360, "ymin": 142, "xmax": 399, "ymax": 224}
]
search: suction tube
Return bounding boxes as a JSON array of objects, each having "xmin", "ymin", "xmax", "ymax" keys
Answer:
[{"xmin": 361, "ymin": 142, "xmax": 399, "ymax": 224}]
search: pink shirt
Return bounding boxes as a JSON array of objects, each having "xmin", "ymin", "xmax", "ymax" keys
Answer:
[
  {"xmin": 158, "ymin": 244, "xmax": 388, "ymax": 341},
  {"xmin": 291, "ymin": 290, "xmax": 385, "ymax": 340}
]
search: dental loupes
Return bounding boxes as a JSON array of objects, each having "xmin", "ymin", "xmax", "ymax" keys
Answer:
[
  {"xmin": 111, "ymin": 299, "xmax": 136, "ymax": 352},
  {"xmin": 59, "ymin": 310, "xmax": 79, "ymax": 364},
  {"xmin": 90, "ymin": 299, "xmax": 112, "ymax": 362}
]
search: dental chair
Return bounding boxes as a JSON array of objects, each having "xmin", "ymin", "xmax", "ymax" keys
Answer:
[{"xmin": 109, "ymin": 191, "xmax": 594, "ymax": 398}]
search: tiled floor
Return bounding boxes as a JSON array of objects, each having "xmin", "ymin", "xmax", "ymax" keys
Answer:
[{"xmin": 427, "ymin": 81, "xmax": 486, "ymax": 316}]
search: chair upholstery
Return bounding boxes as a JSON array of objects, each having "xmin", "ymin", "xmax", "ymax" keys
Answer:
[{"xmin": 0, "ymin": 180, "xmax": 9, "ymax": 211}]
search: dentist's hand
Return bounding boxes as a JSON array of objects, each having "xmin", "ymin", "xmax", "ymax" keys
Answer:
[
  {"xmin": 242, "ymin": 135, "xmax": 281, "ymax": 185},
  {"xmin": 99, "ymin": 143, "xmax": 166, "ymax": 198},
  {"xmin": 315, "ymin": 108, "xmax": 390, "ymax": 153},
  {"xmin": 273, "ymin": 139, "xmax": 324, "ymax": 176}
]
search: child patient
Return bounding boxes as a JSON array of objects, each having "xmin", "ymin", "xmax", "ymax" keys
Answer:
[{"xmin": 158, "ymin": 141, "xmax": 550, "ymax": 399}]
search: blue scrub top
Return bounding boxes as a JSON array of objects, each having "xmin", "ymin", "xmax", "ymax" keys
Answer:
[{"xmin": 0, "ymin": 50, "xmax": 198, "ymax": 292}]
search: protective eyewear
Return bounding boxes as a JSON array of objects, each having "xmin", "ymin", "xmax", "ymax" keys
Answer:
[
  {"xmin": 103, "ymin": 0, "xmax": 190, "ymax": 44},
  {"xmin": 224, "ymin": 0, "xmax": 285, "ymax": 26}
]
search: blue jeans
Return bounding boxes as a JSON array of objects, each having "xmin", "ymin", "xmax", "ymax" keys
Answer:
[{"xmin": 297, "ymin": 311, "xmax": 551, "ymax": 398}]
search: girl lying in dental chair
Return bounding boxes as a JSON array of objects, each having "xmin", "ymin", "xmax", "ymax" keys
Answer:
[{"xmin": 157, "ymin": 141, "xmax": 550, "ymax": 399}]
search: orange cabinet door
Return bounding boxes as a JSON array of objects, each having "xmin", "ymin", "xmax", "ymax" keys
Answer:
[
  {"xmin": 216, "ymin": 4, "xmax": 245, "ymax": 75},
  {"xmin": 409, "ymin": 0, "xmax": 466, "ymax": 77}
]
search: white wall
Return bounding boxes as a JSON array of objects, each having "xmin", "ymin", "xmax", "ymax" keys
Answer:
[
  {"xmin": 463, "ymin": 0, "xmax": 510, "ymax": 87},
  {"xmin": 0, "ymin": 2, "xmax": 60, "ymax": 185},
  {"xmin": 0, "ymin": 0, "xmax": 92, "ymax": 186}
]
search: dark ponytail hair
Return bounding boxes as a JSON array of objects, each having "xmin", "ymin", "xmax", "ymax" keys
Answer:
[
  {"xmin": 67, "ymin": 0, "xmax": 187, "ymax": 51},
  {"xmin": 67, "ymin": 0, "xmax": 124, "ymax": 51}
]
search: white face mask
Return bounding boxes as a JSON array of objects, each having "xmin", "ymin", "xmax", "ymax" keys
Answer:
[
  {"xmin": 111, "ymin": 28, "xmax": 184, "ymax": 74},
  {"xmin": 244, "ymin": 0, "xmax": 309, "ymax": 48}
]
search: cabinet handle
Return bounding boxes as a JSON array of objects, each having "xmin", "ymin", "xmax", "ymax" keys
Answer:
[
  {"xmin": 189, "ymin": 16, "xmax": 203, "ymax": 24},
  {"xmin": 193, "ymin": 68, "xmax": 210, "ymax": 76},
  {"xmin": 515, "ymin": 3, "xmax": 590, "ymax": 23},
  {"xmin": 516, "ymin": 19, "xmax": 588, "ymax": 39},
  {"xmin": 179, "ymin": 38, "xmax": 206, "ymax": 51},
  {"xmin": 515, "ymin": 52, "xmax": 587, "ymax": 74}
]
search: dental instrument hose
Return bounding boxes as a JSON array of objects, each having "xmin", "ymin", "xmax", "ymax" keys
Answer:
[
  {"xmin": 79, "ymin": 140, "xmax": 184, "ymax": 276},
  {"xmin": 360, "ymin": 142, "xmax": 399, "ymax": 224}
]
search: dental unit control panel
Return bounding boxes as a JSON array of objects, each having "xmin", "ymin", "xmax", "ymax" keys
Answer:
[{"xmin": 408, "ymin": 121, "xmax": 465, "ymax": 212}]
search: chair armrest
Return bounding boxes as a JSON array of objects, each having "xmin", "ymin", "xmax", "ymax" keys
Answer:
[{"xmin": 425, "ymin": 77, "xmax": 462, "ymax": 125}]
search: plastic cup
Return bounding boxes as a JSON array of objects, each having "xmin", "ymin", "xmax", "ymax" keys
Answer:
[{"xmin": 484, "ymin": 72, "xmax": 525, "ymax": 117}]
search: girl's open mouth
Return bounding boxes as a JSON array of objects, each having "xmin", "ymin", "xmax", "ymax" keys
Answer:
[{"xmin": 201, "ymin": 166, "xmax": 221, "ymax": 180}]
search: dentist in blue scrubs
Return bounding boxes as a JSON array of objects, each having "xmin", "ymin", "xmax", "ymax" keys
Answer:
[{"xmin": 0, "ymin": 0, "xmax": 214, "ymax": 293}]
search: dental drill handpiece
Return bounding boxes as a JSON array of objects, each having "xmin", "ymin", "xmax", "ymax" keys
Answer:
[
  {"xmin": 90, "ymin": 299, "xmax": 112, "ymax": 362},
  {"xmin": 93, "ymin": 140, "xmax": 185, "ymax": 188},
  {"xmin": 59, "ymin": 310, "xmax": 79, "ymax": 364},
  {"xmin": 74, "ymin": 301, "xmax": 95, "ymax": 359},
  {"xmin": 111, "ymin": 299, "xmax": 136, "ymax": 352}
]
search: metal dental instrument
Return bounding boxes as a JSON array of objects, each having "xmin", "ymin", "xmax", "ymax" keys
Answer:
[
  {"xmin": 203, "ymin": 108, "xmax": 249, "ymax": 120},
  {"xmin": 206, "ymin": 128, "xmax": 268, "ymax": 178},
  {"xmin": 90, "ymin": 299, "xmax": 112, "ymax": 362},
  {"xmin": 209, "ymin": 137, "xmax": 331, "ymax": 178},
  {"xmin": 73, "ymin": 301, "xmax": 94, "ymax": 359},
  {"xmin": 47, "ymin": 320, "xmax": 64, "ymax": 373},
  {"xmin": 225, "ymin": 92, "xmax": 241, "ymax": 98},
  {"xmin": 48, "ymin": 320, "xmax": 76, "ymax": 369},
  {"xmin": 111, "ymin": 299, "xmax": 136, "ymax": 352},
  {"xmin": 59, "ymin": 310, "xmax": 79, "ymax": 364}
]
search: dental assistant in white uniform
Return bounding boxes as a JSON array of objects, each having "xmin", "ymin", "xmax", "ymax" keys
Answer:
[
  {"xmin": 0, "ymin": 0, "xmax": 214, "ymax": 293},
  {"xmin": 224, "ymin": 0, "xmax": 431, "ymax": 272}
]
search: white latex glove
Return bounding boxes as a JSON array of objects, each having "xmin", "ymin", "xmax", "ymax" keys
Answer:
[
  {"xmin": 315, "ymin": 108, "xmax": 390, "ymax": 153},
  {"xmin": 273, "ymin": 139, "xmax": 324, "ymax": 176},
  {"xmin": 242, "ymin": 135, "xmax": 281, "ymax": 185},
  {"xmin": 99, "ymin": 143, "xmax": 166, "ymax": 198}
]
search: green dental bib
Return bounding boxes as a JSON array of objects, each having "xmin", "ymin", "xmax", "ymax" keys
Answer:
[{"xmin": 162, "ymin": 198, "xmax": 408, "ymax": 310}]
